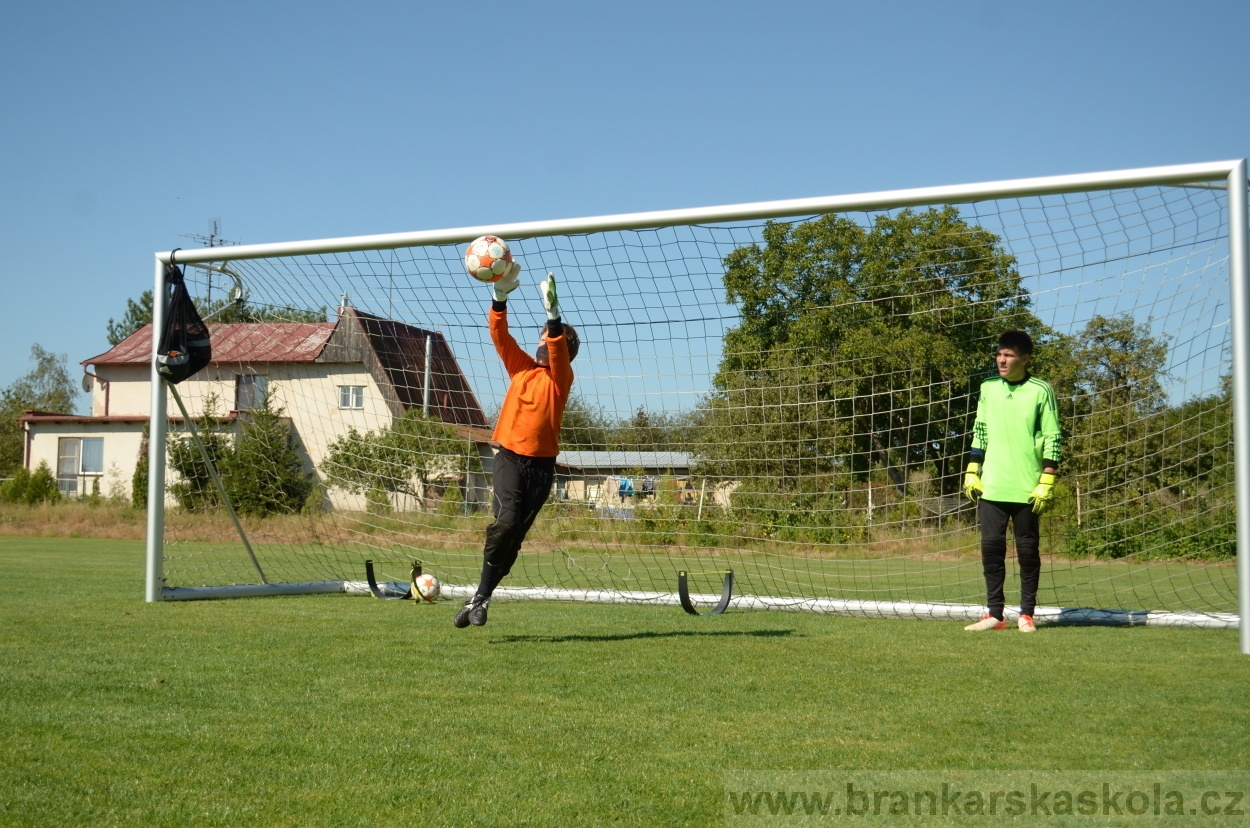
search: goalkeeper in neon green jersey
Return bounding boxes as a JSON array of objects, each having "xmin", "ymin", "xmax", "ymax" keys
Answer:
[{"xmin": 962, "ymin": 330, "xmax": 1063, "ymax": 633}]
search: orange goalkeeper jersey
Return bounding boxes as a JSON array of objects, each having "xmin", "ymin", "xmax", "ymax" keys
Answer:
[{"xmin": 490, "ymin": 308, "xmax": 574, "ymax": 458}]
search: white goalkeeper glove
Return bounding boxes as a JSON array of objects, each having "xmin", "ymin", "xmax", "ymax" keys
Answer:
[
  {"xmin": 540, "ymin": 272, "xmax": 560, "ymax": 320},
  {"xmin": 491, "ymin": 261, "xmax": 522, "ymax": 303}
]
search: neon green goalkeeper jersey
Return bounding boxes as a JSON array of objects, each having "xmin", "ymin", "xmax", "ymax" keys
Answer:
[{"xmin": 970, "ymin": 374, "xmax": 1063, "ymax": 503}]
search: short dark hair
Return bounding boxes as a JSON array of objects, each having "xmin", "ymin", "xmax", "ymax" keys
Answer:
[
  {"xmin": 560, "ymin": 323, "xmax": 580, "ymax": 361},
  {"xmin": 998, "ymin": 329, "xmax": 1033, "ymax": 356}
]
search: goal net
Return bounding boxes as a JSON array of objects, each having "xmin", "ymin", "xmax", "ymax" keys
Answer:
[{"xmin": 146, "ymin": 162, "xmax": 1248, "ymax": 630}]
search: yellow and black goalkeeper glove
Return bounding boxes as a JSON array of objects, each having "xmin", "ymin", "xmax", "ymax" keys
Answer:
[
  {"xmin": 1029, "ymin": 473, "xmax": 1057, "ymax": 515},
  {"xmin": 962, "ymin": 462, "xmax": 984, "ymax": 502}
]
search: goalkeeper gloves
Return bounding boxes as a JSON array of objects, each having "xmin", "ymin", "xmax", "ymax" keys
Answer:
[
  {"xmin": 540, "ymin": 272, "xmax": 560, "ymax": 320},
  {"xmin": 962, "ymin": 462, "xmax": 984, "ymax": 502},
  {"xmin": 491, "ymin": 261, "xmax": 522, "ymax": 303},
  {"xmin": 1029, "ymin": 473, "xmax": 1057, "ymax": 515}
]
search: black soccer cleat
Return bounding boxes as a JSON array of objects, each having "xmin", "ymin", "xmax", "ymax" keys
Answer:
[{"xmin": 453, "ymin": 599, "xmax": 490, "ymax": 628}]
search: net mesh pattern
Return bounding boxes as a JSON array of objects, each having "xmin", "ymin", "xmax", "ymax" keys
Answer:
[{"xmin": 158, "ymin": 184, "xmax": 1236, "ymax": 619}]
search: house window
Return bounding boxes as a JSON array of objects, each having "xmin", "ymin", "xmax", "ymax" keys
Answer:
[
  {"xmin": 82, "ymin": 437, "xmax": 104, "ymax": 475},
  {"xmin": 56, "ymin": 436, "xmax": 103, "ymax": 497},
  {"xmin": 236, "ymin": 375, "xmax": 267, "ymax": 411},
  {"xmin": 338, "ymin": 385, "xmax": 364, "ymax": 409}
]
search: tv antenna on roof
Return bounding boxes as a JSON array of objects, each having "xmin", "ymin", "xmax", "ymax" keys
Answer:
[
  {"xmin": 181, "ymin": 217, "xmax": 239, "ymax": 249},
  {"xmin": 180, "ymin": 218, "xmax": 240, "ymax": 305}
]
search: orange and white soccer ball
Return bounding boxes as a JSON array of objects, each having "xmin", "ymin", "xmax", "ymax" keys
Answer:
[
  {"xmin": 414, "ymin": 573, "xmax": 441, "ymax": 602},
  {"xmin": 464, "ymin": 235, "xmax": 514, "ymax": 283}
]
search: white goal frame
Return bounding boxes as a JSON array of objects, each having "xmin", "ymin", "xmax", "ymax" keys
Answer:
[{"xmin": 145, "ymin": 160, "xmax": 1250, "ymax": 653}]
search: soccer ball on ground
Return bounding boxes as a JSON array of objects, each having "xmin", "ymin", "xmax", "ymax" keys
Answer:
[
  {"xmin": 414, "ymin": 573, "xmax": 441, "ymax": 602},
  {"xmin": 464, "ymin": 235, "xmax": 514, "ymax": 282}
]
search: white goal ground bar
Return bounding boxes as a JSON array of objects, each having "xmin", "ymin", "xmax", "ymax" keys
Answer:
[{"xmin": 157, "ymin": 582, "xmax": 1238, "ymax": 630}]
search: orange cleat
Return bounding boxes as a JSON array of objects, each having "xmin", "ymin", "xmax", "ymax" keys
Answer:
[
  {"xmin": 964, "ymin": 614, "xmax": 1007, "ymax": 631},
  {"xmin": 1018, "ymin": 614, "xmax": 1037, "ymax": 633}
]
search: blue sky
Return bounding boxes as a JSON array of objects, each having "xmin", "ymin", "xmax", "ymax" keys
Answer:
[{"xmin": 2, "ymin": 0, "xmax": 1248, "ymax": 405}]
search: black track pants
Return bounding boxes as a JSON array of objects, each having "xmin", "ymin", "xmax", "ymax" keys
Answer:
[
  {"xmin": 978, "ymin": 499, "xmax": 1041, "ymax": 619},
  {"xmin": 473, "ymin": 447, "xmax": 555, "ymax": 601}
]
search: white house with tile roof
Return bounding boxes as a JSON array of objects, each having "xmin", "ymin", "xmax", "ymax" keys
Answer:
[{"xmin": 20, "ymin": 306, "xmax": 493, "ymax": 511}]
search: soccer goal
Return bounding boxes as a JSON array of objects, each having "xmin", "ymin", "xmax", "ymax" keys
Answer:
[{"xmin": 143, "ymin": 160, "xmax": 1250, "ymax": 649}]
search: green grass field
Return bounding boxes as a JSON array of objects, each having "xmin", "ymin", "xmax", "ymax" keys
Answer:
[{"xmin": 2, "ymin": 537, "xmax": 1248, "ymax": 826}]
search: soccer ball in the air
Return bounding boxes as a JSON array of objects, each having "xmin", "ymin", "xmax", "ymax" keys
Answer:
[
  {"xmin": 464, "ymin": 235, "xmax": 514, "ymax": 282},
  {"xmin": 414, "ymin": 573, "xmax": 441, "ymax": 602}
]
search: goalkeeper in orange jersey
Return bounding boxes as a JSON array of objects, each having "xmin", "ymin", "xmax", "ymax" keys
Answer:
[
  {"xmin": 454, "ymin": 265, "xmax": 579, "ymax": 628},
  {"xmin": 962, "ymin": 330, "xmax": 1063, "ymax": 633}
]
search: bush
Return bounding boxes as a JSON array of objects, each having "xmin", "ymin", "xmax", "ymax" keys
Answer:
[
  {"xmin": 439, "ymin": 480, "xmax": 463, "ymax": 516},
  {"xmin": 131, "ymin": 424, "xmax": 149, "ymax": 509},
  {"xmin": 302, "ymin": 481, "xmax": 327, "ymax": 515},
  {"xmin": 366, "ymin": 485, "xmax": 391, "ymax": 515},
  {"xmin": 321, "ymin": 410, "xmax": 472, "ymax": 511},
  {"xmin": 220, "ymin": 399, "xmax": 312, "ymax": 517},
  {"xmin": 1, "ymin": 462, "xmax": 60, "ymax": 505},
  {"xmin": 29, "ymin": 462, "xmax": 59, "ymax": 503},
  {"xmin": 1063, "ymin": 493, "xmax": 1237, "ymax": 562},
  {"xmin": 168, "ymin": 422, "xmax": 229, "ymax": 513},
  {"xmin": 166, "ymin": 388, "xmax": 313, "ymax": 517},
  {"xmin": 0, "ymin": 467, "xmax": 30, "ymax": 503}
]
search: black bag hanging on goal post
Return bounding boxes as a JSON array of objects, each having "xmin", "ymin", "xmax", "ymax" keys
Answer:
[
  {"xmin": 157, "ymin": 260, "xmax": 211, "ymax": 384},
  {"xmin": 155, "ymin": 255, "xmax": 267, "ymax": 584}
]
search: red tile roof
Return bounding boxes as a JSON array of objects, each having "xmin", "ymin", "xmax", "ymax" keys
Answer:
[
  {"xmin": 74, "ymin": 312, "xmax": 489, "ymax": 433},
  {"xmin": 351, "ymin": 311, "xmax": 490, "ymax": 429},
  {"xmin": 84, "ymin": 323, "xmax": 337, "ymax": 366}
]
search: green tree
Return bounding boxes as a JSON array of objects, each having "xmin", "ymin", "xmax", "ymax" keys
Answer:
[
  {"xmin": 106, "ymin": 290, "xmax": 154, "ymax": 345},
  {"xmin": 1152, "ymin": 376, "xmax": 1233, "ymax": 492},
  {"xmin": 612, "ymin": 406, "xmax": 663, "ymax": 451},
  {"xmin": 106, "ymin": 289, "xmax": 325, "ymax": 347},
  {"xmin": 1065, "ymin": 314, "xmax": 1170, "ymax": 495},
  {"xmin": 200, "ymin": 295, "xmax": 327, "ymax": 324},
  {"xmin": 697, "ymin": 208, "xmax": 1048, "ymax": 494},
  {"xmin": 0, "ymin": 345, "xmax": 78, "ymax": 477},
  {"xmin": 27, "ymin": 461, "xmax": 60, "ymax": 504},
  {"xmin": 167, "ymin": 395, "xmax": 231, "ymax": 512},
  {"xmin": 220, "ymin": 390, "xmax": 314, "ymax": 516},
  {"xmin": 559, "ymin": 395, "xmax": 612, "ymax": 451},
  {"xmin": 131, "ymin": 424, "xmax": 149, "ymax": 508},
  {"xmin": 1055, "ymin": 315, "xmax": 1238, "ymax": 561},
  {"xmin": 0, "ymin": 461, "xmax": 60, "ymax": 505},
  {"xmin": 321, "ymin": 410, "xmax": 473, "ymax": 508},
  {"xmin": 166, "ymin": 389, "xmax": 313, "ymax": 516}
]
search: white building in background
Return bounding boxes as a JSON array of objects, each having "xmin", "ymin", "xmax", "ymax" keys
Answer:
[{"xmin": 20, "ymin": 306, "xmax": 493, "ymax": 509}]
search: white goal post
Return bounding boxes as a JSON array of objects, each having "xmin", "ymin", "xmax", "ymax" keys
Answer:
[{"xmin": 143, "ymin": 160, "xmax": 1250, "ymax": 651}]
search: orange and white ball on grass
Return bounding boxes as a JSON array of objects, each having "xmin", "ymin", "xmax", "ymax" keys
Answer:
[
  {"xmin": 464, "ymin": 235, "xmax": 514, "ymax": 283},
  {"xmin": 414, "ymin": 572, "xmax": 441, "ymax": 602}
]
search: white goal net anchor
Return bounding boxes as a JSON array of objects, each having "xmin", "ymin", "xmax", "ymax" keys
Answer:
[{"xmin": 141, "ymin": 161, "xmax": 1250, "ymax": 652}]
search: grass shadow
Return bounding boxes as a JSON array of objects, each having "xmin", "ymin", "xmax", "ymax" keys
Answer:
[{"xmin": 490, "ymin": 628, "xmax": 798, "ymax": 644}]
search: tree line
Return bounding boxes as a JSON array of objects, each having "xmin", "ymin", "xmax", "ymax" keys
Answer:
[
  {"xmin": 561, "ymin": 208, "xmax": 1234, "ymax": 559},
  {"xmin": 6, "ymin": 211, "xmax": 1234, "ymax": 562}
]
